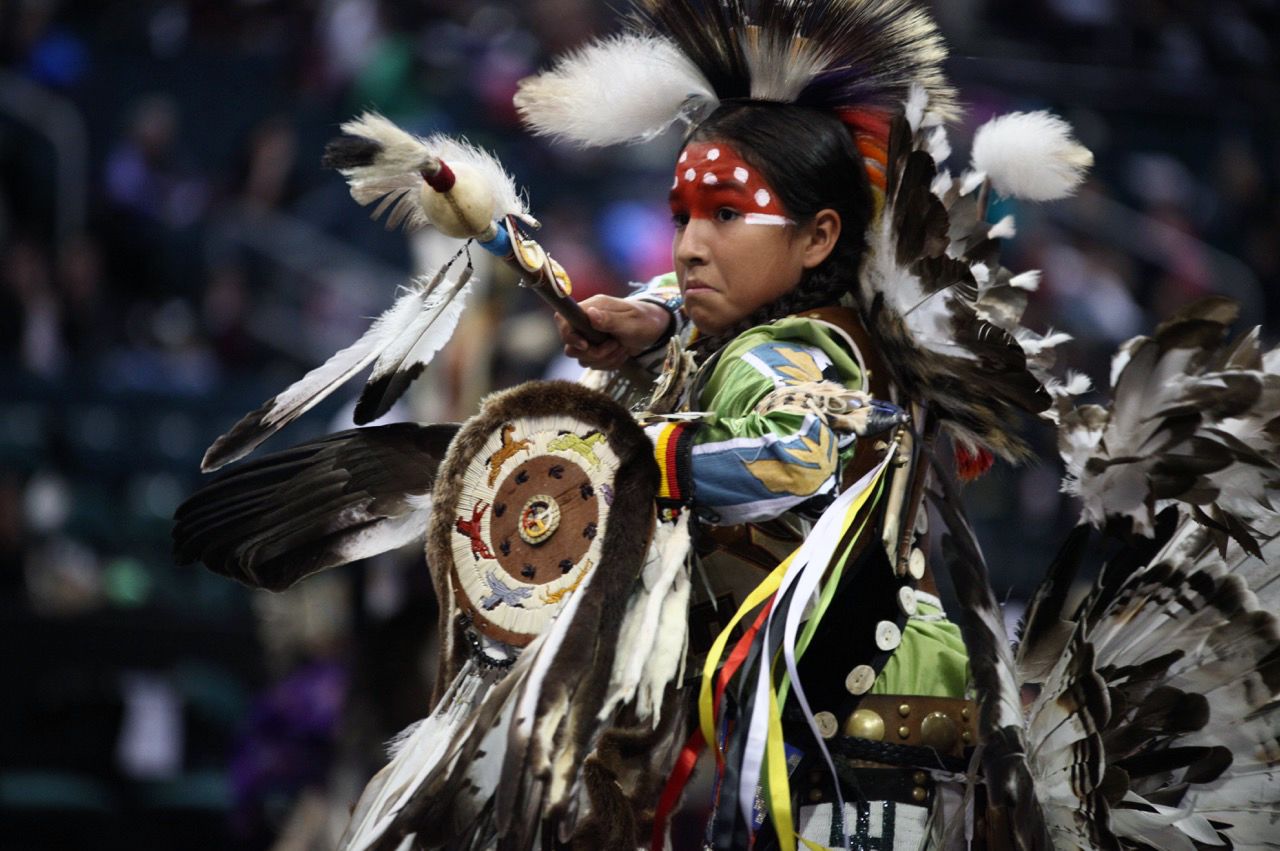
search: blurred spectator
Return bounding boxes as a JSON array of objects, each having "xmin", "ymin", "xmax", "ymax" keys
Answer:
[
  {"xmin": 234, "ymin": 116, "xmax": 299, "ymax": 212},
  {"xmin": 105, "ymin": 95, "xmax": 206, "ymax": 229},
  {"xmin": 9, "ymin": 0, "xmax": 90, "ymax": 89},
  {"xmin": 103, "ymin": 94, "xmax": 208, "ymax": 299},
  {"xmin": 3, "ymin": 237, "xmax": 66, "ymax": 376},
  {"xmin": 57, "ymin": 233, "xmax": 114, "ymax": 362},
  {"xmin": 229, "ymin": 660, "xmax": 347, "ymax": 842},
  {"xmin": 201, "ymin": 262, "xmax": 260, "ymax": 373}
]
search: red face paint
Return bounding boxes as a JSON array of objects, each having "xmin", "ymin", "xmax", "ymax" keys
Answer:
[
  {"xmin": 669, "ymin": 142, "xmax": 793, "ymax": 226},
  {"xmin": 668, "ymin": 140, "xmax": 818, "ymax": 336}
]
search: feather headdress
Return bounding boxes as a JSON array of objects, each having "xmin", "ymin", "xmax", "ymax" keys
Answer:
[{"xmin": 516, "ymin": 0, "xmax": 958, "ymax": 184}]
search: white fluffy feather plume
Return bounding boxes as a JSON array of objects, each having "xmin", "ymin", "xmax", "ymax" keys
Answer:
[
  {"xmin": 971, "ymin": 111, "xmax": 1094, "ymax": 201},
  {"xmin": 514, "ymin": 33, "xmax": 716, "ymax": 147},
  {"xmin": 330, "ymin": 113, "xmax": 528, "ymax": 231}
]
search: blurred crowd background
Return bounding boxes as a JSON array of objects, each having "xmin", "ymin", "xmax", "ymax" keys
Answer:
[{"xmin": 1, "ymin": 0, "xmax": 1276, "ymax": 847}]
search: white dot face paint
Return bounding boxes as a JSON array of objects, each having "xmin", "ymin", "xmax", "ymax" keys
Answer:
[
  {"xmin": 672, "ymin": 143, "xmax": 794, "ymax": 229},
  {"xmin": 672, "ymin": 176, "xmax": 679, "ymax": 189},
  {"xmin": 678, "ymin": 151, "xmax": 688, "ymax": 163}
]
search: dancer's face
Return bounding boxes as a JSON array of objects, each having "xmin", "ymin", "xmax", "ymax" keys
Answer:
[{"xmin": 669, "ymin": 141, "xmax": 839, "ymax": 335}]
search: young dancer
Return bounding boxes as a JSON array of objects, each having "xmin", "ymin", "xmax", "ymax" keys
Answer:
[
  {"xmin": 177, "ymin": 2, "xmax": 1280, "ymax": 849},
  {"xmin": 556, "ymin": 99, "xmax": 971, "ymax": 851}
]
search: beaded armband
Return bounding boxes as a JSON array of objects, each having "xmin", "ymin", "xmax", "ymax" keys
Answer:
[
  {"xmin": 635, "ymin": 293, "xmax": 686, "ymax": 356},
  {"xmin": 643, "ymin": 420, "xmax": 699, "ymax": 511}
]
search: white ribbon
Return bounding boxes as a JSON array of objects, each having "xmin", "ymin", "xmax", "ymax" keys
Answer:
[{"xmin": 737, "ymin": 450, "xmax": 895, "ymax": 843}]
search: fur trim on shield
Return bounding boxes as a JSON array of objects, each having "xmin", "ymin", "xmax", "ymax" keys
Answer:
[{"xmin": 425, "ymin": 379, "xmax": 658, "ymax": 697}]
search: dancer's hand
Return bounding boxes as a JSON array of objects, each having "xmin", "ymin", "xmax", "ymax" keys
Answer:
[{"xmin": 555, "ymin": 296, "xmax": 672, "ymax": 370}]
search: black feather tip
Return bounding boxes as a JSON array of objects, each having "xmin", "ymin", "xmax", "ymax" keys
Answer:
[
  {"xmin": 353, "ymin": 363, "xmax": 425, "ymax": 425},
  {"xmin": 321, "ymin": 134, "xmax": 384, "ymax": 170}
]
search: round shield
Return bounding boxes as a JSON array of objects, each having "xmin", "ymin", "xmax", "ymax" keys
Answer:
[{"xmin": 427, "ymin": 380, "xmax": 657, "ymax": 647}]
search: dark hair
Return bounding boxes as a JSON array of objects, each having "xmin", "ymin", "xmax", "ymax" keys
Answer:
[{"xmin": 685, "ymin": 101, "xmax": 874, "ymax": 342}]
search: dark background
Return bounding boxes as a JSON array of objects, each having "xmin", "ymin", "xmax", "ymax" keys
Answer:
[{"xmin": 1, "ymin": 0, "xmax": 1277, "ymax": 847}]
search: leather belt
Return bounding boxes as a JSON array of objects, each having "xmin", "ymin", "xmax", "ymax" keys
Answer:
[{"xmin": 838, "ymin": 694, "xmax": 976, "ymax": 760}]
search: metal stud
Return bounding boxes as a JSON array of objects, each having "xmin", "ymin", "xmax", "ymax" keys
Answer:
[
  {"xmin": 844, "ymin": 709, "xmax": 885, "ymax": 741},
  {"xmin": 911, "ymin": 787, "xmax": 927, "ymax": 804},
  {"xmin": 919, "ymin": 712, "xmax": 960, "ymax": 751},
  {"xmin": 898, "ymin": 703, "xmax": 911, "ymax": 718},
  {"xmin": 897, "ymin": 725, "xmax": 911, "ymax": 740}
]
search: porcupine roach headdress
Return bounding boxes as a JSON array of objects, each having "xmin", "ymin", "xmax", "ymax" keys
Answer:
[
  {"xmin": 518, "ymin": 0, "xmax": 1093, "ymax": 472},
  {"xmin": 516, "ymin": 0, "xmax": 957, "ymax": 198}
]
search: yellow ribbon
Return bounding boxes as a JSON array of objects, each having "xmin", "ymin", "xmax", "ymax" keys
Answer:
[
  {"xmin": 697, "ymin": 458, "xmax": 890, "ymax": 851},
  {"xmin": 698, "ymin": 548, "xmax": 796, "ymax": 762},
  {"xmin": 768, "ymin": 463, "xmax": 889, "ymax": 851},
  {"xmin": 777, "ymin": 469, "xmax": 887, "ymax": 708}
]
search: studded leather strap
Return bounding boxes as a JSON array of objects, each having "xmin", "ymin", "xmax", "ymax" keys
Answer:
[{"xmin": 838, "ymin": 694, "xmax": 977, "ymax": 759}]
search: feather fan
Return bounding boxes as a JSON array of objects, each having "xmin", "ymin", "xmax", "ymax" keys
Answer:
[
  {"xmin": 1058, "ymin": 297, "xmax": 1280, "ymax": 544},
  {"xmin": 994, "ymin": 301, "xmax": 1280, "ymax": 851}
]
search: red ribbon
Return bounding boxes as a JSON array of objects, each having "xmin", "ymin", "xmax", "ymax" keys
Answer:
[
  {"xmin": 651, "ymin": 594, "xmax": 776, "ymax": 850},
  {"xmin": 651, "ymin": 727, "xmax": 705, "ymax": 851}
]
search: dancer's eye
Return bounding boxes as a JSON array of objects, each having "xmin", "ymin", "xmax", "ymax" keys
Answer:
[
  {"xmin": 671, "ymin": 211, "xmax": 690, "ymax": 228},
  {"xmin": 714, "ymin": 208, "xmax": 741, "ymax": 223}
]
